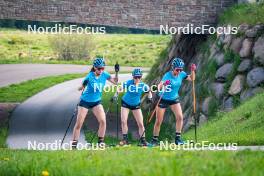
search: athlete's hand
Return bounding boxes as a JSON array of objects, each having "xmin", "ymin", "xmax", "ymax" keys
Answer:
[
  {"xmin": 111, "ymin": 96, "xmax": 117, "ymax": 102},
  {"xmin": 190, "ymin": 64, "xmax": 197, "ymax": 72},
  {"xmin": 78, "ymin": 86, "xmax": 84, "ymax": 91},
  {"xmin": 111, "ymin": 92, "xmax": 118, "ymax": 102},
  {"xmin": 114, "ymin": 77, "xmax": 118, "ymax": 84},
  {"xmin": 163, "ymin": 80, "xmax": 171, "ymax": 86}
]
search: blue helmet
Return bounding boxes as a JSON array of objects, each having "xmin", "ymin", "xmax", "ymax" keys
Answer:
[
  {"xmin": 93, "ymin": 57, "xmax": 105, "ymax": 68},
  {"xmin": 172, "ymin": 57, "xmax": 184, "ymax": 69},
  {"xmin": 132, "ymin": 68, "xmax": 142, "ymax": 77}
]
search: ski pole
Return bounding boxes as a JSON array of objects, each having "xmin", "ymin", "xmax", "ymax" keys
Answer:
[
  {"xmin": 115, "ymin": 62, "xmax": 120, "ymax": 140},
  {"xmin": 191, "ymin": 67, "xmax": 197, "ymax": 143},
  {"xmin": 147, "ymin": 91, "xmax": 165, "ymax": 124},
  {"xmin": 61, "ymin": 90, "xmax": 84, "ymax": 147},
  {"xmin": 61, "ymin": 105, "xmax": 78, "ymax": 147}
]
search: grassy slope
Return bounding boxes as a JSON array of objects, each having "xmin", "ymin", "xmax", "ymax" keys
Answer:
[
  {"xmin": 0, "ymin": 29, "xmax": 171, "ymax": 67},
  {"xmin": 1, "ymin": 93, "xmax": 264, "ymax": 175},
  {"xmin": 0, "ymin": 148, "xmax": 263, "ymax": 175},
  {"xmin": 0, "ymin": 119, "xmax": 8, "ymax": 148},
  {"xmin": 219, "ymin": 2, "xmax": 264, "ymax": 25},
  {"xmin": 0, "ymin": 73, "xmax": 85, "ymax": 102},
  {"xmin": 184, "ymin": 92, "xmax": 264, "ymax": 146}
]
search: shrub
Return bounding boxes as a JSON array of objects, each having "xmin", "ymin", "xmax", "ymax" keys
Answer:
[
  {"xmin": 49, "ymin": 34, "xmax": 94, "ymax": 60},
  {"xmin": 7, "ymin": 36, "xmax": 29, "ymax": 45}
]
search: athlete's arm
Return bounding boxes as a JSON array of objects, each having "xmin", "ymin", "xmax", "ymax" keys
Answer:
[
  {"xmin": 185, "ymin": 63, "xmax": 197, "ymax": 81},
  {"xmin": 78, "ymin": 79, "xmax": 88, "ymax": 91}
]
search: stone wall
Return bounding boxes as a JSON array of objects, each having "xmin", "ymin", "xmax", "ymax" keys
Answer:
[
  {"xmin": 0, "ymin": 0, "xmax": 235, "ymax": 30},
  {"xmin": 144, "ymin": 24, "xmax": 264, "ymax": 132}
]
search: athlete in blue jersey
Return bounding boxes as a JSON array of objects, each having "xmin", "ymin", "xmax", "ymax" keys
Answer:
[
  {"xmin": 72, "ymin": 57, "xmax": 118, "ymax": 148},
  {"xmin": 151, "ymin": 58, "xmax": 196, "ymax": 145},
  {"xmin": 113, "ymin": 68, "xmax": 152, "ymax": 146}
]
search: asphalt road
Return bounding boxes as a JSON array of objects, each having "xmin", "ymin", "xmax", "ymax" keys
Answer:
[
  {"xmin": 6, "ymin": 74, "xmax": 131, "ymax": 149},
  {"xmin": 0, "ymin": 64, "xmax": 150, "ymax": 88}
]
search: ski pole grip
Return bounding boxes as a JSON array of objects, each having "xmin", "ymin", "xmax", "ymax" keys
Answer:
[
  {"xmin": 115, "ymin": 62, "xmax": 120, "ymax": 73},
  {"xmin": 115, "ymin": 62, "xmax": 120, "ymax": 80}
]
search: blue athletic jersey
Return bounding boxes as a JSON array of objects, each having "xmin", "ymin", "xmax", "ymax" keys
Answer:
[
  {"xmin": 159, "ymin": 71, "xmax": 188, "ymax": 100},
  {"xmin": 81, "ymin": 71, "xmax": 111, "ymax": 102},
  {"xmin": 122, "ymin": 80, "xmax": 150, "ymax": 106}
]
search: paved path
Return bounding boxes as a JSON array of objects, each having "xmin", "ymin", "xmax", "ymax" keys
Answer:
[
  {"xmin": 0, "ymin": 64, "xmax": 150, "ymax": 87},
  {"xmin": 6, "ymin": 74, "xmax": 131, "ymax": 149}
]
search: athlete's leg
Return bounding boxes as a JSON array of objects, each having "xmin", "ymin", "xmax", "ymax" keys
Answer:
[
  {"xmin": 72, "ymin": 106, "xmax": 88, "ymax": 141},
  {"xmin": 170, "ymin": 103, "xmax": 183, "ymax": 133},
  {"xmin": 121, "ymin": 107, "xmax": 130, "ymax": 134},
  {"xmin": 131, "ymin": 109, "xmax": 145, "ymax": 137},
  {"xmin": 92, "ymin": 104, "xmax": 106, "ymax": 139},
  {"xmin": 153, "ymin": 107, "xmax": 166, "ymax": 136},
  {"xmin": 120, "ymin": 106, "xmax": 131, "ymax": 145},
  {"xmin": 170, "ymin": 103, "xmax": 184, "ymax": 144}
]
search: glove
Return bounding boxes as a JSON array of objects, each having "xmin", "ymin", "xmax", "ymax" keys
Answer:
[
  {"xmin": 163, "ymin": 80, "xmax": 171, "ymax": 86},
  {"xmin": 110, "ymin": 96, "xmax": 116, "ymax": 103},
  {"xmin": 110, "ymin": 92, "xmax": 118, "ymax": 102},
  {"xmin": 146, "ymin": 98, "xmax": 153, "ymax": 104},
  {"xmin": 190, "ymin": 63, "xmax": 197, "ymax": 72}
]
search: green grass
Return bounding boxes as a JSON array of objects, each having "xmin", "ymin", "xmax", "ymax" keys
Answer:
[
  {"xmin": 84, "ymin": 130, "xmax": 119, "ymax": 144},
  {"xmin": 219, "ymin": 2, "xmax": 264, "ymax": 25},
  {"xmin": 0, "ymin": 120, "xmax": 8, "ymax": 148},
  {"xmin": 0, "ymin": 73, "xmax": 85, "ymax": 102},
  {"xmin": 0, "ymin": 29, "xmax": 171, "ymax": 67},
  {"xmin": 184, "ymin": 92, "xmax": 264, "ymax": 146},
  {"xmin": 0, "ymin": 148, "xmax": 263, "ymax": 175}
]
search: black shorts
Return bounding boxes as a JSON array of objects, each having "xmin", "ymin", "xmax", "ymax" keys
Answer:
[
  {"xmin": 121, "ymin": 100, "xmax": 140, "ymax": 110},
  {"xmin": 79, "ymin": 99, "xmax": 101, "ymax": 109},
  {"xmin": 158, "ymin": 98, "xmax": 180, "ymax": 109}
]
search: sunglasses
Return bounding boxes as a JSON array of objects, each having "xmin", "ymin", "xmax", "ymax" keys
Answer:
[
  {"xmin": 96, "ymin": 67, "xmax": 105, "ymax": 71},
  {"xmin": 174, "ymin": 68, "xmax": 183, "ymax": 72},
  {"xmin": 133, "ymin": 76, "xmax": 142, "ymax": 79}
]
